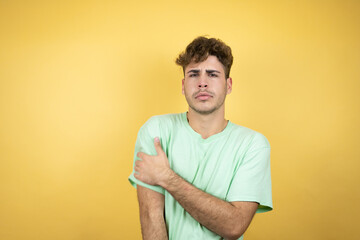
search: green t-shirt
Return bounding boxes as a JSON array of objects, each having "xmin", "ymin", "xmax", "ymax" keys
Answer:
[{"xmin": 129, "ymin": 112, "xmax": 272, "ymax": 240}]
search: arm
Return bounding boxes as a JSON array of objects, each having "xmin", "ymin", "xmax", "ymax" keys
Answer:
[
  {"xmin": 162, "ymin": 171, "xmax": 258, "ymax": 240},
  {"xmin": 135, "ymin": 138, "xmax": 258, "ymax": 240},
  {"xmin": 137, "ymin": 185, "xmax": 168, "ymax": 240}
]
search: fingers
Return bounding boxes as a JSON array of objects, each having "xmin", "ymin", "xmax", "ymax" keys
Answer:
[
  {"xmin": 137, "ymin": 152, "xmax": 145, "ymax": 160},
  {"xmin": 134, "ymin": 160, "xmax": 140, "ymax": 170},
  {"xmin": 154, "ymin": 137, "xmax": 163, "ymax": 155},
  {"xmin": 134, "ymin": 172, "xmax": 141, "ymax": 180},
  {"xmin": 134, "ymin": 161, "xmax": 142, "ymax": 179}
]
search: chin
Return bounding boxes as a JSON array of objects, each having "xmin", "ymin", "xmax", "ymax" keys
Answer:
[{"xmin": 190, "ymin": 106, "xmax": 218, "ymax": 115}]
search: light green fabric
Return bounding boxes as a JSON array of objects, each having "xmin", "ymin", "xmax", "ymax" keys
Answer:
[{"xmin": 129, "ymin": 112, "xmax": 272, "ymax": 240}]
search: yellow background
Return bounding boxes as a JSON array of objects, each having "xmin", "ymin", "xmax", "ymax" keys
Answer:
[{"xmin": 1, "ymin": 0, "xmax": 359, "ymax": 239}]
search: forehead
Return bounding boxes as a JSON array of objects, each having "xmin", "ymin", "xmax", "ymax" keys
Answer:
[{"xmin": 185, "ymin": 55, "xmax": 225, "ymax": 72}]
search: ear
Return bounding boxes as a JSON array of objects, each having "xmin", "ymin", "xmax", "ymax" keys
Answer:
[
  {"xmin": 182, "ymin": 78, "xmax": 185, "ymax": 95},
  {"xmin": 226, "ymin": 77, "xmax": 232, "ymax": 94}
]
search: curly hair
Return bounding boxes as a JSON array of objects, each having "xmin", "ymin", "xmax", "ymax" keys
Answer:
[{"xmin": 175, "ymin": 36, "xmax": 233, "ymax": 78}]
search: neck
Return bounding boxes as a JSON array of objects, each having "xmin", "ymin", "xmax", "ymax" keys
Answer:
[{"xmin": 187, "ymin": 107, "xmax": 228, "ymax": 139}]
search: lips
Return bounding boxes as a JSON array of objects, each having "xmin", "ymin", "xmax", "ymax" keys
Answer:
[{"xmin": 195, "ymin": 92, "xmax": 213, "ymax": 100}]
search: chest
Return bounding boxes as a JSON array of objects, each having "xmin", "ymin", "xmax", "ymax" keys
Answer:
[{"xmin": 166, "ymin": 135, "xmax": 243, "ymax": 199}]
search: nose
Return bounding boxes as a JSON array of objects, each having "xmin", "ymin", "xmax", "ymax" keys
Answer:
[{"xmin": 198, "ymin": 75, "xmax": 208, "ymax": 89}]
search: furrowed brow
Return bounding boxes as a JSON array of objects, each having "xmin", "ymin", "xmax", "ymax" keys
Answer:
[
  {"xmin": 187, "ymin": 69, "xmax": 200, "ymax": 74},
  {"xmin": 206, "ymin": 69, "xmax": 221, "ymax": 73}
]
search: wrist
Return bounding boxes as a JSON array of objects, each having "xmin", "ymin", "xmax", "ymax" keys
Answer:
[{"xmin": 158, "ymin": 168, "xmax": 176, "ymax": 189}]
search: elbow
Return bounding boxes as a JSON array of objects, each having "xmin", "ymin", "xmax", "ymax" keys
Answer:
[
  {"xmin": 223, "ymin": 226, "xmax": 245, "ymax": 240},
  {"xmin": 224, "ymin": 233, "xmax": 243, "ymax": 240},
  {"xmin": 225, "ymin": 233, "xmax": 243, "ymax": 240}
]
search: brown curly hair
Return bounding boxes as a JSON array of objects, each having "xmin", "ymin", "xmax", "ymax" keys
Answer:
[{"xmin": 175, "ymin": 36, "xmax": 233, "ymax": 78}]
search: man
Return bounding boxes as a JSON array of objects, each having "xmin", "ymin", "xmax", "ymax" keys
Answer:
[{"xmin": 129, "ymin": 36, "xmax": 272, "ymax": 240}]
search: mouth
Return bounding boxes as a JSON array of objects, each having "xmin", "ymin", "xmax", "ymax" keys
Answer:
[{"xmin": 195, "ymin": 92, "xmax": 213, "ymax": 100}]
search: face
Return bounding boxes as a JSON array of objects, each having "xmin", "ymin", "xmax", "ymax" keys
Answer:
[{"xmin": 182, "ymin": 55, "xmax": 232, "ymax": 115}]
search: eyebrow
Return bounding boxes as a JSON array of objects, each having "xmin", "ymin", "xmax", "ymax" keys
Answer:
[
  {"xmin": 187, "ymin": 69, "xmax": 200, "ymax": 74},
  {"xmin": 206, "ymin": 70, "xmax": 221, "ymax": 74},
  {"xmin": 186, "ymin": 69, "xmax": 221, "ymax": 74}
]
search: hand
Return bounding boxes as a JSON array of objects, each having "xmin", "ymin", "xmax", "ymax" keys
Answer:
[{"xmin": 134, "ymin": 137, "xmax": 171, "ymax": 186}]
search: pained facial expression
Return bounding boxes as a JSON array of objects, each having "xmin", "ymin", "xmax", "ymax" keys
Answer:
[{"xmin": 182, "ymin": 55, "xmax": 232, "ymax": 115}]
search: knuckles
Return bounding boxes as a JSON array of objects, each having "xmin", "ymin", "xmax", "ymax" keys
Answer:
[{"xmin": 137, "ymin": 151, "xmax": 152, "ymax": 160}]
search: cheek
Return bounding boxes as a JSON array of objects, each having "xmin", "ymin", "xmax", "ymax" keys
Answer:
[
  {"xmin": 213, "ymin": 82, "xmax": 224, "ymax": 90},
  {"xmin": 183, "ymin": 83, "xmax": 193, "ymax": 92},
  {"xmin": 183, "ymin": 86, "xmax": 190, "ymax": 95}
]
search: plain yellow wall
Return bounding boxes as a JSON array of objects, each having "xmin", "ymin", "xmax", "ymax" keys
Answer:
[{"xmin": 1, "ymin": 0, "xmax": 359, "ymax": 239}]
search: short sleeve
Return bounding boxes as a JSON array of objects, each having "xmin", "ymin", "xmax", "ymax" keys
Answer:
[
  {"xmin": 226, "ymin": 133, "xmax": 273, "ymax": 213},
  {"xmin": 128, "ymin": 117, "xmax": 165, "ymax": 195}
]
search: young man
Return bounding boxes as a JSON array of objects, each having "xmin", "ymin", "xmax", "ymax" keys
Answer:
[{"xmin": 129, "ymin": 36, "xmax": 272, "ymax": 240}]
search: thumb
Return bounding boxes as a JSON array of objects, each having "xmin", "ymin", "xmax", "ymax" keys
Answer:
[{"xmin": 154, "ymin": 137, "xmax": 163, "ymax": 155}]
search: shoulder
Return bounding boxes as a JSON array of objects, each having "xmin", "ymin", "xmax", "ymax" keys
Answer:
[
  {"xmin": 140, "ymin": 113, "xmax": 184, "ymax": 135},
  {"xmin": 230, "ymin": 122, "xmax": 270, "ymax": 150},
  {"xmin": 142, "ymin": 113, "xmax": 183, "ymax": 127}
]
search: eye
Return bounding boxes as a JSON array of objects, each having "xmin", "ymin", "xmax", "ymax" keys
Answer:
[
  {"xmin": 209, "ymin": 73, "xmax": 218, "ymax": 77},
  {"xmin": 189, "ymin": 73, "xmax": 198, "ymax": 77}
]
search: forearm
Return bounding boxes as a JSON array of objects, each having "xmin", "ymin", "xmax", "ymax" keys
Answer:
[
  {"xmin": 139, "ymin": 210, "xmax": 168, "ymax": 240},
  {"xmin": 137, "ymin": 186, "xmax": 168, "ymax": 240},
  {"xmin": 159, "ymin": 170, "xmax": 251, "ymax": 240}
]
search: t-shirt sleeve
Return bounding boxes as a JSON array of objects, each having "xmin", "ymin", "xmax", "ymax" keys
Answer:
[
  {"xmin": 226, "ymin": 133, "xmax": 273, "ymax": 213},
  {"xmin": 128, "ymin": 117, "xmax": 165, "ymax": 195}
]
